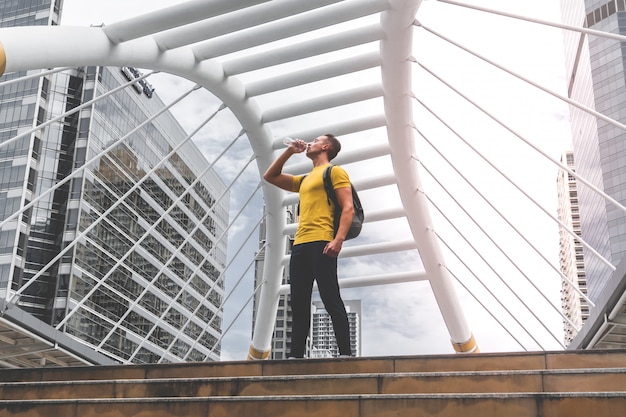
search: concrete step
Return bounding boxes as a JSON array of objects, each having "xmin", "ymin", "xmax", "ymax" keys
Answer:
[
  {"xmin": 1, "ymin": 392, "xmax": 625, "ymax": 417},
  {"xmin": 0, "ymin": 367, "xmax": 625, "ymax": 400},
  {"xmin": 1, "ymin": 349, "xmax": 624, "ymax": 382},
  {"xmin": 0, "ymin": 350, "xmax": 624, "ymax": 417}
]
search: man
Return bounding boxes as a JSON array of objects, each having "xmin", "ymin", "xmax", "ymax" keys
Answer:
[{"xmin": 264, "ymin": 134, "xmax": 353, "ymax": 358}]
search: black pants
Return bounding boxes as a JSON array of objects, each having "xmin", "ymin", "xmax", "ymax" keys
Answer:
[{"xmin": 288, "ymin": 241, "xmax": 352, "ymax": 358}]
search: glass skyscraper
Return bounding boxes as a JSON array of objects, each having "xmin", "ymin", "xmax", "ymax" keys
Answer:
[
  {"xmin": 560, "ymin": 0, "xmax": 626, "ymax": 301},
  {"xmin": 0, "ymin": 0, "xmax": 229, "ymax": 366}
]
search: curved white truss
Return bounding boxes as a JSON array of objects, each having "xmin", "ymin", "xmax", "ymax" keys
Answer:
[
  {"xmin": 5, "ymin": 0, "xmax": 615, "ymax": 360},
  {"xmin": 0, "ymin": 0, "xmax": 478, "ymax": 359}
]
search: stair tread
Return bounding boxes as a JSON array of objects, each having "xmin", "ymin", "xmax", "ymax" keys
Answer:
[
  {"xmin": 1, "ymin": 352, "xmax": 624, "ymax": 417},
  {"xmin": 2, "ymin": 391, "xmax": 626, "ymax": 403},
  {"xmin": 2, "ymin": 366, "xmax": 626, "ymax": 387},
  {"xmin": 2, "ymin": 350, "xmax": 625, "ymax": 383}
]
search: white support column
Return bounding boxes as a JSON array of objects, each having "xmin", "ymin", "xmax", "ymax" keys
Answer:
[
  {"xmin": 247, "ymin": 185, "xmax": 288, "ymax": 360},
  {"xmin": 380, "ymin": 0, "xmax": 477, "ymax": 353}
]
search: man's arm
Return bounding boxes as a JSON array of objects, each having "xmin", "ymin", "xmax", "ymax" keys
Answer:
[
  {"xmin": 263, "ymin": 140, "xmax": 306, "ymax": 191},
  {"xmin": 323, "ymin": 186, "xmax": 354, "ymax": 257}
]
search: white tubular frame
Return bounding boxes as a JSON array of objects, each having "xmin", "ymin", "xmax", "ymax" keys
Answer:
[
  {"xmin": 379, "ymin": 0, "xmax": 475, "ymax": 353},
  {"xmin": 0, "ymin": 0, "xmax": 479, "ymax": 359}
]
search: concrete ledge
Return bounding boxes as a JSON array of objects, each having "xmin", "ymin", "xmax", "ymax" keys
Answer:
[
  {"xmin": 0, "ymin": 392, "xmax": 625, "ymax": 417},
  {"xmin": 0, "ymin": 301, "xmax": 117, "ymax": 367},
  {"xmin": 569, "ymin": 253, "xmax": 626, "ymax": 349}
]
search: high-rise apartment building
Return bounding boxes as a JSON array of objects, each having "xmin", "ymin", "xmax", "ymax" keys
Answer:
[
  {"xmin": 559, "ymin": 0, "xmax": 624, "ymax": 301},
  {"xmin": 0, "ymin": 0, "xmax": 229, "ymax": 366},
  {"xmin": 310, "ymin": 300, "xmax": 360, "ymax": 358},
  {"xmin": 556, "ymin": 150, "xmax": 589, "ymax": 346}
]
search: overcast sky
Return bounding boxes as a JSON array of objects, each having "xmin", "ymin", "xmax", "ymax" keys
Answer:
[{"xmin": 60, "ymin": 0, "xmax": 575, "ymax": 360}]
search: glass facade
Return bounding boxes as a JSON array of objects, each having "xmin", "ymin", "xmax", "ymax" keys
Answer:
[
  {"xmin": 0, "ymin": 0, "xmax": 60, "ymax": 306},
  {"xmin": 59, "ymin": 66, "xmax": 228, "ymax": 363},
  {"xmin": 560, "ymin": 0, "xmax": 626, "ymax": 301},
  {"xmin": 0, "ymin": 0, "xmax": 229, "ymax": 364},
  {"xmin": 0, "ymin": 0, "xmax": 60, "ymax": 27}
]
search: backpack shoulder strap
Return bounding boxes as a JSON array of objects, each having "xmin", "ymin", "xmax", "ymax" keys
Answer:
[{"xmin": 323, "ymin": 164, "xmax": 336, "ymax": 206}]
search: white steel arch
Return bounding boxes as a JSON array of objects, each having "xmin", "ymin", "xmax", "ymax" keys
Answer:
[{"xmin": 0, "ymin": 0, "xmax": 547, "ymax": 360}]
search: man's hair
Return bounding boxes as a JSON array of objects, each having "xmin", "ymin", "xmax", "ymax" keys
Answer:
[{"xmin": 324, "ymin": 133, "xmax": 341, "ymax": 160}]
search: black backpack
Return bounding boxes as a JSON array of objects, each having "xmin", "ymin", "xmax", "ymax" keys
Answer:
[{"xmin": 323, "ymin": 165, "xmax": 364, "ymax": 240}]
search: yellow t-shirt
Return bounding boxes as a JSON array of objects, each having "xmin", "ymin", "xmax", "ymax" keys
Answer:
[{"xmin": 292, "ymin": 164, "xmax": 350, "ymax": 245}]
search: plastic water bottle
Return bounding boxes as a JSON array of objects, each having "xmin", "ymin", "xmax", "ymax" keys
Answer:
[
  {"xmin": 283, "ymin": 137, "xmax": 307, "ymax": 151},
  {"xmin": 282, "ymin": 137, "xmax": 296, "ymax": 146}
]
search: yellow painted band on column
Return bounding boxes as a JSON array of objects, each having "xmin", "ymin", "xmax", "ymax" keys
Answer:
[
  {"xmin": 248, "ymin": 344, "xmax": 270, "ymax": 360},
  {"xmin": 452, "ymin": 334, "xmax": 479, "ymax": 353},
  {"xmin": 0, "ymin": 41, "xmax": 6, "ymax": 77}
]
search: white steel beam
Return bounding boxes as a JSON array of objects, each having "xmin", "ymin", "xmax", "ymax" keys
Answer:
[
  {"xmin": 191, "ymin": 0, "xmax": 389, "ymax": 60},
  {"xmin": 153, "ymin": 0, "xmax": 343, "ymax": 51},
  {"xmin": 333, "ymin": 238, "xmax": 418, "ymax": 258},
  {"xmin": 278, "ymin": 270, "xmax": 429, "ymax": 295},
  {"xmin": 380, "ymin": 0, "xmax": 477, "ymax": 353},
  {"xmin": 194, "ymin": 23, "xmax": 385, "ymax": 63},
  {"xmin": 237, "ymin": 51, "xmax": 381, "ymax": 89},
  {"xmin": 102, "ymin": 0, "xmax": 269, "ymax": 44},
  {"xmin": 275, "ymin": 115, "xmax": 388, "ymax": 150},
  {"xmin": 283, "ymin": 171, "xmax": 396, "ymax": 206},
  {"xmin": 262, "ymin": 84, "xmax": 383, "ymax": 123},
  {"xmin": 280, "ymin": 239, "xmax": 420, "ymax": 267},
  {"xmin": 283, "ymin": 206, "xmax": 406, "ymax": 235}
]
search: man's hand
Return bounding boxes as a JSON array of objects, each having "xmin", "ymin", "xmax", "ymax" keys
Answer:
[
  {"xmin": 323, "ymin": 238, "xmax": 343, "ymax": 257},
  {"xmin": 286, "ymin": 138, "xmax": 307, "ymax": 153}
]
